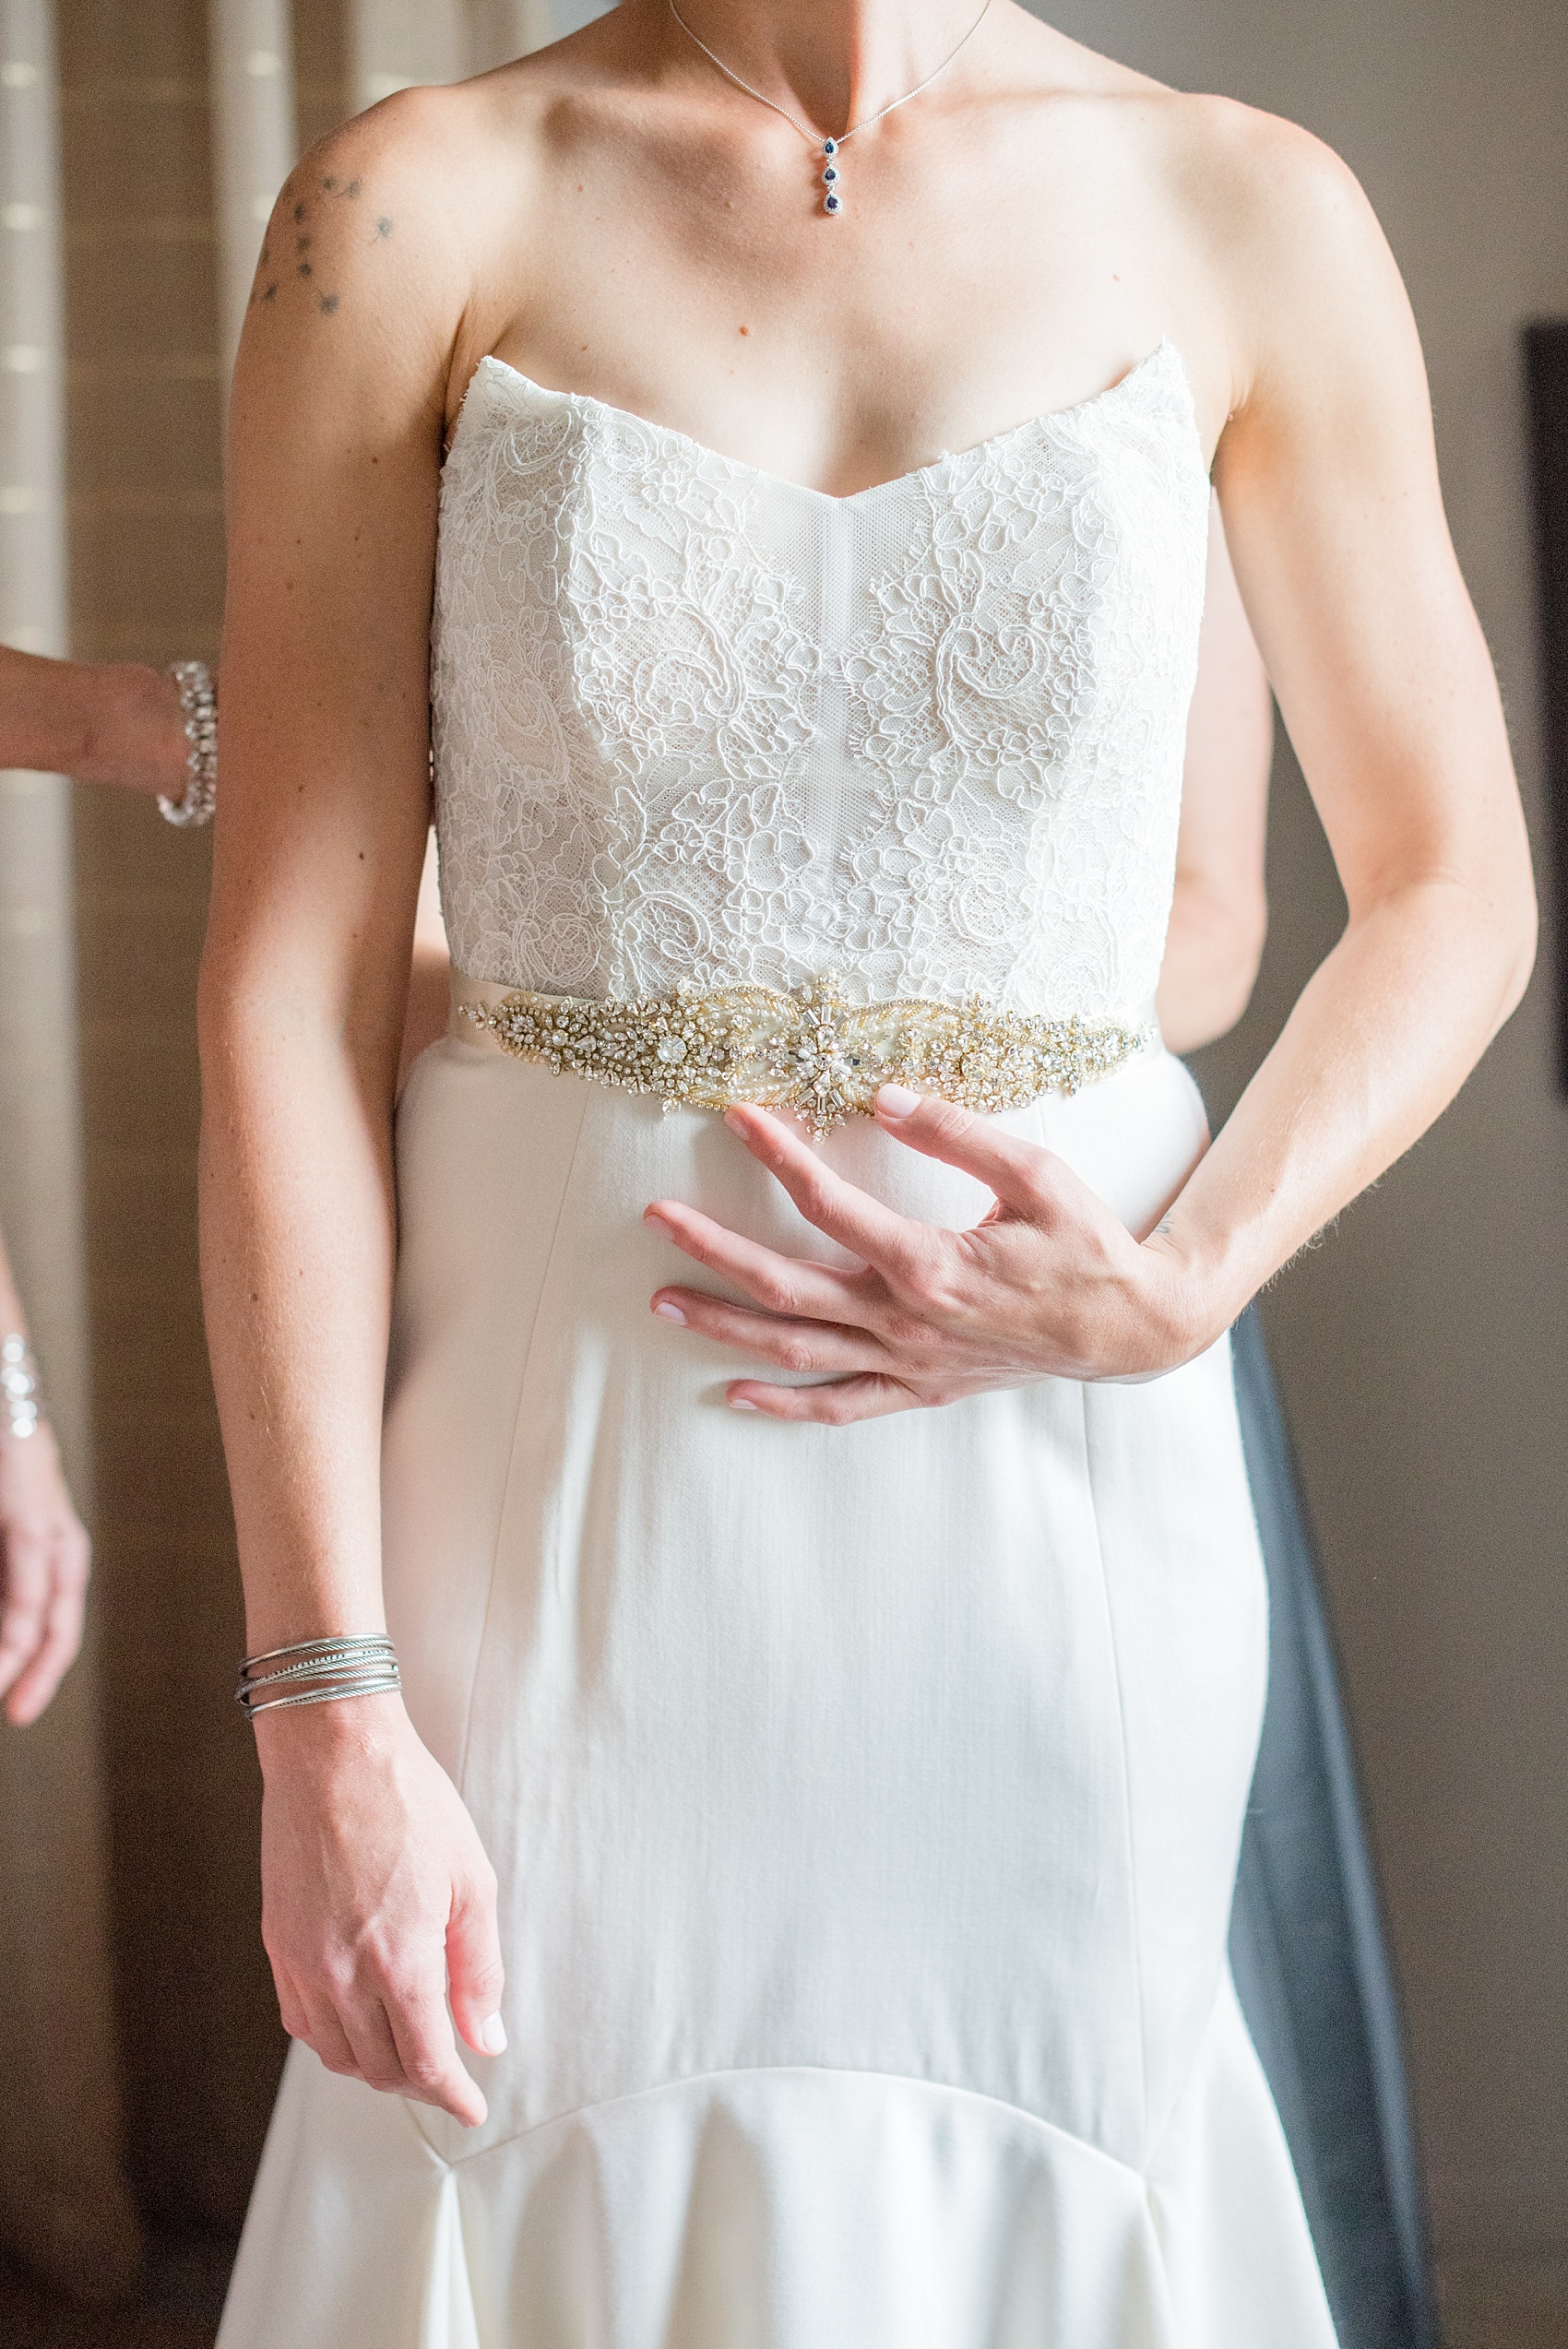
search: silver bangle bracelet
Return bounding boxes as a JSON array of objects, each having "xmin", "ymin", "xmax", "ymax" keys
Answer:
[
  {"xmin": 158, "ymin": 659, "xmax": 218, "ymax": 828},
  {"xmin": 236, "ymin": 1633, "xmax": 400, "ymax": 1717},
  {"xmin": 1, "ymin": 1333, "xmax": 42, "ymax": 1440}
]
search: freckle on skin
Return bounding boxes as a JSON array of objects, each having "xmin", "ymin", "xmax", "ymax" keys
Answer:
[{"xmin": 739, "ymin": 325, "xmax": 749, "ymax": 336}]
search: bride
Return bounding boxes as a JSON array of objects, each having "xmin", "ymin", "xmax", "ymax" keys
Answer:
[{"xmin": 200, "ymin": 2, "xmax": 1533, "ymax": 2341}]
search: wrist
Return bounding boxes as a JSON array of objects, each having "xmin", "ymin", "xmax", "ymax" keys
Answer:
[
  {"xmin": 1135, "ymin": 1227, "xmax": 1237, "ymax": 1368},
  {"xmin": 80, "ymin": 663, "xmax": 187, "ymax": 794},
  {"xmin": 1, "ymin": 1331, "xmax": 44, "ymax": 1441},
  {"xmin": 252, "ymin": 1685, "xmax": 409, "ymax": 1774}
]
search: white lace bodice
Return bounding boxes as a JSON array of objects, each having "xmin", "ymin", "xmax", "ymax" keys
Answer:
[{"xmin": 432, "ymin": 342, "xmax": 1209, "ymax": 1022}]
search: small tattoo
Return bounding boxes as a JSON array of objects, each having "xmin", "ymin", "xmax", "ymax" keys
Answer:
[
  {"xmin": 321, "ymin": 174, "xmax": 338, "ymax": 191},
  {"xmin": 297, "ymin": 261, "xmax": 313, "ymax": 278},
  {"xmin": 292, "ymin": 199, "xmax": 308, "ymax": 223},
  {"xmin": 319, "ymin": 292, "xmax": 340, "ymax": 314},
  {"xmin": 345, "ymin": 179, "xmax": 362, "ymax": 198},
  {"xmin": 259, "ymin": 281, "xmax": 278, "ymax": 303},
  {"xmin": 374, "ymin": 216, "xmax": 392, "ymax": 239},
  {"xmin": 296, "ymin": 232, "xmax": 312, "ymax": 251}
]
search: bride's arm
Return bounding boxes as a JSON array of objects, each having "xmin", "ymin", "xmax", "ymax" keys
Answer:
[
  {"xmin": 1156, "ymin": 109, "xmax": 1534, "ymax": 1315},
  {"xmin": 647, "ymin": 112, "xmax": 1535, "ymax": 1411},
  {"xmin": 198, "ymin": 108, "xmax": 503, "ymax": 2123}
]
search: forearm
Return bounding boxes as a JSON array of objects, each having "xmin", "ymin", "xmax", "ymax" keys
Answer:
[
  {"xmin": 0, "ymin": 645, "xmax": 186, "ymax": 792},
  {"xmin": 198, "ymin": 1014, "xmax": 398, "ymax": 1653},
  {"xmin": 1158, "ymin": 872, "xmax": 1534, "ymax": 1332}
]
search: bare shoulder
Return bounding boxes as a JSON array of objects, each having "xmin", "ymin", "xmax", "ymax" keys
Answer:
[
  {"xmin": 1003, "ymin": 14, "xmax": 1395, "ymax": 348},
  {"xmin": 1146, "ymin": 92, "xmax": 1413, "ymax": 403},
  {"xmin": 231, "ymin": 111, "xmax": 463, "ymax": 455},
  {"xmin": 1160, "ymin": 92, "xmax": 1383, "ymax": 267},
  {"xmin": 235, "ymin": 29, "xmax": 638, "ymax": 396}
]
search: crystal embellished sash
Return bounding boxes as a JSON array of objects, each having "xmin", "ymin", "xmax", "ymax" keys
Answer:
[{"xmin": 456, "ymin": 974, "xmax": 1156, "ymax": 1140}]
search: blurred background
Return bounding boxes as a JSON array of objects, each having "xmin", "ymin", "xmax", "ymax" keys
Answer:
[{"xmin": 0, "ymin": 2, "xmax": 1563, "ymax": 2343}]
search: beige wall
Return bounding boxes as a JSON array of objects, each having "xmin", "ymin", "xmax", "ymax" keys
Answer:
[{"xmin": 1041, "ymin": 0, "xmax": 1568, "ymax": 2263}]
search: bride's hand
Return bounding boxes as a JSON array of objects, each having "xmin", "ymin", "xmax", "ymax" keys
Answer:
[
  {"xmin": 255, "ymin": 1699, "xmax": 505, "ymax": 2127},
  {"xmin": 646, "ymin": 1086, "xmax": 1218, "ymax": 1421}
]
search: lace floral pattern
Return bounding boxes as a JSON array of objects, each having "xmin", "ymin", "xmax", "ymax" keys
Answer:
[{"xmin": 433, "ymin": 346, "xmax": 1209, "ymax": 1022}]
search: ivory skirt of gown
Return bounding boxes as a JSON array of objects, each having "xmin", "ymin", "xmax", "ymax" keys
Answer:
[{"xmin": 218, "ymin": 342, "xmax": 1341, "ymax": 2345}]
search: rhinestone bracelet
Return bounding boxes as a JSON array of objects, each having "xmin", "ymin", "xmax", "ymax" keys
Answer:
[
  {"xmin": 235, "ymin": 1633, "xmax": 400, "ymax": 1717},
  {"xmin": 158, "ymin": 659, "xmax": 218, "ymax": 828},
  {"xmin": 460, "ymin": 971, "xmax": 1157, "ymax": 1141},
  {"xmin": 1, "ymin": 1334, "xmax": 42, "ymax": 1441}
]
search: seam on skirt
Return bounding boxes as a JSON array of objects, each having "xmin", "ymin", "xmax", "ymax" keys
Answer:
[
  {"xmin": 412, "ymin": 2061, "xmax": 1158, "ymax": 2182},
  {"xmin": 1077, "ymin": 1380, "xmax": 1151, "ymax": 2159},
  {"xmin": 452, "ymin": 1075, "xmax": 595, "ymax": 1798},
  {"xmin": 1141, "ymin": 1968, "xmax": 1231, "ymax": 2179}
]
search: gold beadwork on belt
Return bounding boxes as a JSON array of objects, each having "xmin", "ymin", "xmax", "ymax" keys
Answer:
[{"xmin": 459, "ymin": 974, "xmax": 1156, "ymax": 1140}]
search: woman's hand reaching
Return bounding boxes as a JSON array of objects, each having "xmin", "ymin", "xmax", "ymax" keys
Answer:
[
  {"xmin": 645, "ymin": 1086, "xmax": 1216, "ymax": 1423},
  {"xmin": 255, "ymin": 1700, "xmax": 506, "ymax": 2127},
  {"xmin": 0, "ymin": 1418, "xmax": 90, "ymax": 1725}
]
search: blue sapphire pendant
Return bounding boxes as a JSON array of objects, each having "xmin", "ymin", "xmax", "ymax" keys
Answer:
[{"xmin": 822, "ymin": 138, "xmax": 843, "ymax": 215}]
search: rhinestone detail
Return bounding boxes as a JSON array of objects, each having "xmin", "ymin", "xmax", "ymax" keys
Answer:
[{"xmin": 461, "ymin": 975, "xmax": 1155, "ymax": 1141}]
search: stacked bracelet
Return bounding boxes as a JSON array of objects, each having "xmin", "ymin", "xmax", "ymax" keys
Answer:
[
  {"xmin": 236, "ymin": 1634, "xmax": 400, "ymax": 1717},
  {"xmin": 1, "ymin": 1334, "xmax": 42, "ymax": 1440},
  {"xmin": 158, "ymin": 659, "xmax": 218, "ymax": 828}
]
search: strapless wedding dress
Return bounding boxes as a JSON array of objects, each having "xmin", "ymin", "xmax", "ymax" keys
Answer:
[{"xmin": 219, "ymin": 343, "xmax": 1339, "ymax": 2347}]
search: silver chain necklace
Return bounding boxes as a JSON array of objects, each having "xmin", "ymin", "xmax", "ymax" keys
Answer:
[{"xmin": 666, "ymin": 0, "xmax": 993, "ymax": 216}]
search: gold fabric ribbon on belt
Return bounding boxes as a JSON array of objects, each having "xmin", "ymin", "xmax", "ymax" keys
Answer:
[{"xmin": 457, "ymin": 973, "xmax": 1156, "ymax": 1141}]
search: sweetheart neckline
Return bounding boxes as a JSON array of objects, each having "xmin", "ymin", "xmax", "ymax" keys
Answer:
[{"xmin": 458, "ymin": 339, "xmax": 1195, "ymax": 507}]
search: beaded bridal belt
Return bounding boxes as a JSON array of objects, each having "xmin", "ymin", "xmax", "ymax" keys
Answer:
[{"xmin": 455, "ymin": 972, "xmax": 1157, "ymax": 1140}]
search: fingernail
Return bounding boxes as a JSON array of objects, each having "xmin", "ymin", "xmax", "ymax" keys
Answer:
[
  {"xmin": 643, "ymin": 1208, "xmax": 672, "ymax": 1236},
  {"xmin": 730, "ymin": 1395, "xmax": 759, "ymax": 1412},
  {"xmin": 724, "ymin": 1109, "xmax": 751, "ymax": 1136},
  {"xmin": 654, "ymin": 1299, "xmax": 686, "ymax": 1325},
  {"xmin": 876, "ymin": 1084, "xmax": 922, "ymax": 1118},
  {"xmin": 480, "ymin": 2014, "xmax": 507, "ymax": 2055}
]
